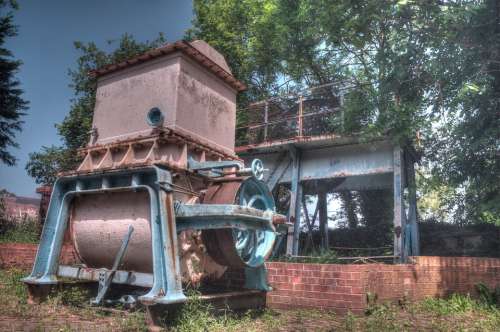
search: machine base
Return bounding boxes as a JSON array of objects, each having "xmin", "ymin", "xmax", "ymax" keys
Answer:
[
  {"xmin": 26, "ymin": 284, "xmax": 53, "ymax": 305},
  {"xmin": 25, "ymin": 276, "xmax": 267, "ymax": 331},
  {"xmin": 145, "ymin": 289, "xmax": 266, "ymax": 331}
]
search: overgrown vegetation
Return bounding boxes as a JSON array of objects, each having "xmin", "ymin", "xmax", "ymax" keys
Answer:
[
  {"xmin": 0, "ymin": 196, "xmax": 39, "ymax": 243},
  {"xmin": 0, "ymin": 216, "xmax": 39, "ymax": 243},
  {"xmin": 188, "ymin": 0, "xmax": 500, "ymax": 227},
  {"xmin": 1, "ymin": 268, "xmax": 498, "ymax": 331},
  {"xmin": 166, "ymin": 290, "xmax": 253, "ymax": 332},
  {"xmin": 0, "ymin": 268, "xmax": 148, "ymax": 330}
]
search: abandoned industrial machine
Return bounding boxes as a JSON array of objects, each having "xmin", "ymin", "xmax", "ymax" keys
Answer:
[{"xmin": 23, "ymin": 40, "xmax": 285, "ymax": 307}]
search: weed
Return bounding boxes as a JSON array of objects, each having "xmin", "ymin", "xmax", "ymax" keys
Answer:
[
  {"xmin": 344, "ymin": 311, "xmax": 357, "ymax": 331},
  {"xmin": 0, "ymin": 268, "xmax": 498, "ymax": 332},
  {"xmin": 475, "ymin": 282, "xmax": 500, "ymax": 307},
  {"xmin": 419, "ymin": 293, "xmax": 479, "ymax": 315},
  {"xmin": 3, "ymin": 268, "xmax": 28, "ymax": 302},
  {"xmin": 165, "ymin": 290, "xmax": 262, "ymax": 332},
  {"xmin": 59, "ymin": 284, "xmax": 91, "ymax": 307},
  {"xmin": 0, "ymin": 268, "xmax": 28, "ymax": 304},
  {"xmin": 363, "ymin": 303, "xmax": 401, "ymax": 331},
  {"xmin": 0, "ymin": 216, "xmax": 39, "ymax": 243},
  {"xmin": 256, "ymin": 308, "xmax": 282, "ymax": 330},
  {"xmin": 365, "ymin": 292, "xmax": 378, "ymax": 314},
  {"xmin": 119, "ymin": 311, "xmax": 148, "ymax": 332}
]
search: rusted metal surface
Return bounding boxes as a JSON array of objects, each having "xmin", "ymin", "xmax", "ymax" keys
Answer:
[
  {"xmin": 57, "ymin": 265, "xmax": 153, "ymax": 287},
  {"xmin": 71, "ymin": 190, "xmax": 226, "ymax": 284},
  {"xmin": 72, "ymin": 192, "xmax": 153, "ymax": 273},
  {"xmin": 393, "ymin": 147, "xmax": 406, "ymax": 263},
  {"xmin": 236, "ymin": 134, "xmax": 388, "ymax": 154},
  {"xmin": 201, "ymin": 181, "xmax": 242, "ymax": 267},
  {"xmin": 201, "ymin": 178, "xmax": 277, "ymax": 268},
  {"xmin": 77, "ymin": 128, "xmax": 240, "ymax": 174},
  {"xmin": 236, "ymin": 83, "xmax": 346, "ymax": 147},
  {"xmin": 239, "ymin": 139, "xmax": 394, "ymax": 186},
  {"xmin": 80, "ymin": 128, "xmax": 240, "ymax": 160}
]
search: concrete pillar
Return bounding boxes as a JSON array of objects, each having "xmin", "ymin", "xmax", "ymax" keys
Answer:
[
  {"xmin": 286, "ymin": 145, "xmax": 302, "ymax": 255},
  {"xmin": 393, "ymin": 147, "xmax": 406, "ymax": 262},
  {"xmin": 318, "ymin": 190, "xmax": 329, "ymax": 250}
]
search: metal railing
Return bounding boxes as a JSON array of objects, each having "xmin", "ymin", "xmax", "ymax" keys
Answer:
[{"xmin": 236, "ymin": 82, "xmax": 354, "ymax": 146}]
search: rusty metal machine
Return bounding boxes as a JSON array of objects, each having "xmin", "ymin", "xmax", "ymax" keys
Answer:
[{"xmin": 23, "ymin": 40, "xmax": 284, "ymax": 306}]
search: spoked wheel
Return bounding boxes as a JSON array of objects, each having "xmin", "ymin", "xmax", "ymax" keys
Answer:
[{"xmin": 202, "ymin": 177, "xmax": 276, "ymax": 268}]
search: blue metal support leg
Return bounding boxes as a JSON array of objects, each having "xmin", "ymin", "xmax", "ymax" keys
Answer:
[
  {"xmin": 24, "ymin": 166, "xmax": 279, "ymax": 304},
  {"xmin": 244, "ymin": 266, "xmax": 271, "ymax": 291},
  {"xmin": 141, "ymin": 168, "xmax": 186, "ymax": 304}
]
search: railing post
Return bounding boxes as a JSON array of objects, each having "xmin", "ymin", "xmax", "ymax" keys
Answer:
[{"xmin": 297, "ymin": 95, "xmax": 304, "ymax": 137}]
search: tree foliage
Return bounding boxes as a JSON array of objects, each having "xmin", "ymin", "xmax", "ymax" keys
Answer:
[
  {"xmin": 188, "ymin": 0, "xmax": 441, "ymax": 140},
  {"xmin": 189, "ymin": 0, "xmax": 499, "ymax": 225},
  {"xmin": 26, "ymin": 34, "xmax": 166, "ymax": 184},
  {"xmin": 25, "ymin": 1, "xmax": 499, "ymax": 225},
  {"xmin": 422, "ymin": 0, "xmax": 500, "ymax": 225},
  {"xmin": 0, "ymin": 0, "xmax": 28, "ymax": 165}
]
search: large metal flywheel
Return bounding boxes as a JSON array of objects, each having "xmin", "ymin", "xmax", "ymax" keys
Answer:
[{"xmin": 202, "ymin": 177, "xmax": 276, "ymax": 268}]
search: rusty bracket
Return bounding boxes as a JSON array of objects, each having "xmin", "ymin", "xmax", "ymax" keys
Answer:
[{"xmin": 91, "ymin": 225, "xmax": 134, "ymax": 305}]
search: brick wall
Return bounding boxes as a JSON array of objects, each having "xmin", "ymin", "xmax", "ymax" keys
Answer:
[
  {"xmin": 0, "ymin": 243, "xmax": 79, "ymax": 269},
  {"xmin": 266, "ymin": 256, "xmax": 500, "ymax": 314},
  {"xmin": 1, "ymin": 243, "xmax": 498, "ymax": 315}
]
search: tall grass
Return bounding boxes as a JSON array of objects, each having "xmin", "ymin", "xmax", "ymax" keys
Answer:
[{"xmin": 0, "ymin": 215, "xmax": 39, "ymax": 243}]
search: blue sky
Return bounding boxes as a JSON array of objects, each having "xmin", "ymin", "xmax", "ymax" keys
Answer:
[{"xmin": 0, "ymin": 0, "xmax": 193, "ymax": 197}]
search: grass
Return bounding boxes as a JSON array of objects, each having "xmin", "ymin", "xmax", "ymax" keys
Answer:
[
  {"xmin": 0, "ymin": 267, "xmax": 499, "ymax": 331},
  {"xmin": 0, "ymin": 216, "xmax": 40, "ymax": 243}
]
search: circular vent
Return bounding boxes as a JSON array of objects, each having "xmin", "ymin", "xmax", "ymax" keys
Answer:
[{"xmin": 146, "ymin": 107, "xmax": 164, "ymax": 127}]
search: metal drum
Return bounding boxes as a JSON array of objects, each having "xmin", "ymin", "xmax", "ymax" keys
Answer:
[
  {"xmin": 70, "ymin": 188, "xmax": 228, "ymax": 283},
  {"xmin": 202, "ymin": 177, "xmax": 276, "ymax": 268},
  {"xmin": 71, "ymin": 191, "xmax": 154, "ymax": 273},
  {"xmin": 70, "ymin": 177, "xmax": 276, "ymax": 282}
]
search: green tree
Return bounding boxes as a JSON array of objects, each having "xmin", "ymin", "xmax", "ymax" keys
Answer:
[
  {"xmin": 0, "ymin": 0, "xmax": 28, "ymax": 165},
  {"xmin": 190, "ymin": 0, "xmax": 499, "ymax": 225},
  {"xmin": 189, "ymin": 0, "xmax": 439, "ymax": 140},
  {"xmin": 423, "ymin": 0, "xmax": 500, "ymax": 225},
  {"xmin": 26, "ymin": 33, "xmax": 165, "ymax": 185}
]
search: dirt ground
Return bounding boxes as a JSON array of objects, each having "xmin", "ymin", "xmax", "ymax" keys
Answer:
[{"xmin": 1, "ymin": 268, "xmax": 499, "ymax": 332}]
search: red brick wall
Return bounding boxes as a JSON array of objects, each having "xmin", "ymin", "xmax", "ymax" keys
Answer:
[
  {"xmin": 266, "ymin": 262, "xmax": 366, "ymax": 314},
  {"xmin": 1, "ymin": 243, "xmax": 498, "ymax": 315},
  {"xmin": 266, "ymin": 256, "xmax": 500, "ymax": 314},
  {"xmin": 0, "ymin": 243, "xmax": 79, "ymax": 269}
]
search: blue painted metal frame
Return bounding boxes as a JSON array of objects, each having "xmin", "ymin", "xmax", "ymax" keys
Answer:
[{"xmin": 23, "ymin": 165, "xmax": 276, "ymax": 305}]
